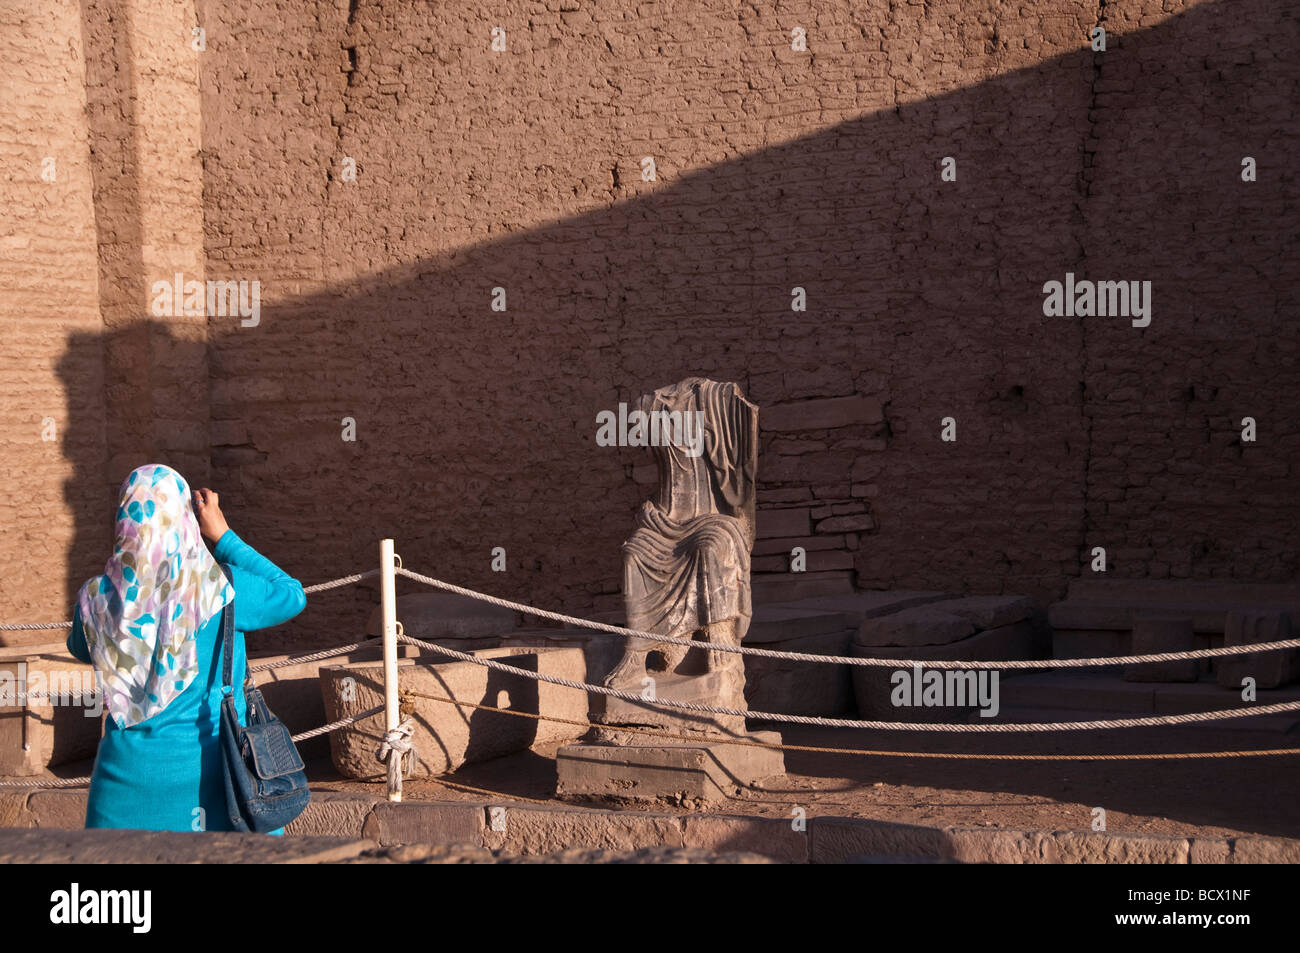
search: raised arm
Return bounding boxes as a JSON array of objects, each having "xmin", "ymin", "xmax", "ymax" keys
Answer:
[
  {"xmin": 193, "ymin": 486, "xmax": 305, "ymax": 632},
  {"xmin": 212, "ymin": 529, "xmax": 307, "ymax": 632}
]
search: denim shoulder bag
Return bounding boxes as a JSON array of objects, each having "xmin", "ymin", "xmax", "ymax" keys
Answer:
[{"xmin": 216, "ymin": 563, "xmax": 311, "ymax": 833}]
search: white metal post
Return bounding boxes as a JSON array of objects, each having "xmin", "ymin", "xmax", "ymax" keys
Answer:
[{"xmin": 380, "ymin": 538, "xmax": 402, "ymax": 802}]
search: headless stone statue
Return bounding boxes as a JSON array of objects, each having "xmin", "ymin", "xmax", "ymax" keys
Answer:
[{"xmin": 595, "ymin": 378, "xmax": 758, "ymax": 741}]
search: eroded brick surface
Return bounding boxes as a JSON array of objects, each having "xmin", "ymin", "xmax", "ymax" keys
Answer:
[{"xmin": 2, "ymin": 1, "xmax": 1296, "ymax": 652}]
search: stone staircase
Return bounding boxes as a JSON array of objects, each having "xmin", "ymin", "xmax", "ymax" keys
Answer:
[
  {"xmin": 1048, "ymin": 578, "xmax": 1300, "ymax": 659},
  {"xmin": 990, "ymin": 671, "xmax": 1300, "ymax": 734}
]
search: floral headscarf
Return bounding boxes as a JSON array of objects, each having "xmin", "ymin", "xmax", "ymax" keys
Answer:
[{"xmin": 76, "ymin": 464, "xmax": 234, "ymax": 729}]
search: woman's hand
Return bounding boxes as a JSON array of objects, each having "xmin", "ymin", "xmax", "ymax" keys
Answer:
[{"xmin": 193, "ymin": 488, "xmax": 231, "ymax": 543}]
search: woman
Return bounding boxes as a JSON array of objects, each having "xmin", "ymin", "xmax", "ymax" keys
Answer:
[{"xmin": 66, "ymin": 463, "xmax": 306, "ymax": 833}]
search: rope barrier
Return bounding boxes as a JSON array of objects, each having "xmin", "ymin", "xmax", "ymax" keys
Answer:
[
  {"xmin": 0, "ymin": 562, "xmax": 379, "ymax": 790},
  {"xmin": 15, "ymin": 689, "xmax": 92, "ymax": 701},
  {"xmin": 0, "ymin": 704, "xmax": 386, "ymax": 787},
  {"xmin": 0, "ymin": 571, "xmax": 378, "ymax": 633},
  {"xmin": 375, "ymin": 717, "xmax": 419, "ymax": 786},
  {"xmin": 401, "ymin": 689, "xmax": 1300, "ymax": 762},
  {"xmin": 395, "ymin": 632, "xmax": 1300, "ymax": 732},
  {"xmin": 303, "ymin": 571, "xmax": 379, "ymax": 594},
  {"xmin": 411, "ymin": 689, "xmax": 1300, "ymax": 760},
  {"xmin": 247, "ymin": 642, "xmax": 368, "ymax": 674},
  {"xmin": 5, "ymin": 562, "xmax": 1295, "ymax": 670},
  {"xmin": 392, "ymin": 566, "xmax": 1300, "ymax": 670},
  {"xmin": 0, "ymin": 776, "xmax": 97, "ymax": 789},
  {"xmin": 4, "ymin": 553, "xmax": 1298, "ymax": 793},
  {"xmin": 9, "ymin": 644, "xmax": 372, "ymax": 697},
  {"xmin": 292, "ymin": 704, "xmax": 385, "ymax": 743}
]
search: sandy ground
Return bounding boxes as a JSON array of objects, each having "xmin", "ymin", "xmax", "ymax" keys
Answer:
[{"xmin": 310, "ymin": 721, "xmax": 1300, "ymax": 839}]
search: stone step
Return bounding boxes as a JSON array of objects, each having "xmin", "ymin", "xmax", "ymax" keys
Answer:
[
  {"xmin": 1066, "ymin": 579, "xmax": 1300, "ymax": 606},
  {"xmin": 986, "ymin": 705, "xmax": 1300, "ymax": 735},
  {"xmin": 994, "ymin": 673, "xmax": 1300, "ymax": 728},
  {"xmin": 1049, "ymin": 601, "xmax": 1300, "ymax": 634},
  {"xmin": 751, "ymin": 571, "xmax": 856, "ymax": 604},
  {"xmin": 767, "ymin": 590, "xmax": 951, "ymax": 623}
]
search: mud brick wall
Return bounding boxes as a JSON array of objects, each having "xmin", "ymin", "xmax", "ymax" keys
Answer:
[
  {"xmin": 1, "ymin": 0, "xmax": 209, "ymax": 638},
  {"xmin": 0, "ymin": 0, "xmax": 107, "ymax": 627},
  {"xmin": 2, "ymin": 0, "xmax": 1297, "ymax": 651}
]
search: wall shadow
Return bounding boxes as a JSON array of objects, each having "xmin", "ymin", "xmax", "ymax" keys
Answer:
[
  {"xmin": 200, "ymin": 0, "xmax": 1298, "ymax": 658},
  {"xmin": 47, "ymin": 0, "xmax": 1300, "ymax": 826}
]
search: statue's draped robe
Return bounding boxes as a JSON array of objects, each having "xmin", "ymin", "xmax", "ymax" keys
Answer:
[{"xmin": 621, "ymin": 379, "xmax": 757, "ymax": 647}]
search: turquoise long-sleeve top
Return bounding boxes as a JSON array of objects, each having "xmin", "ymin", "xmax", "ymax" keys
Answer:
[{"xmin": 67, "ymin": 528, "xmax": 307, "ymax": 833}]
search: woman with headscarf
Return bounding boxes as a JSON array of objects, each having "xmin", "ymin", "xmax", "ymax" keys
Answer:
[{"xmin": 66, "ymin": 463, "xmax": 306, "ymax": 833}]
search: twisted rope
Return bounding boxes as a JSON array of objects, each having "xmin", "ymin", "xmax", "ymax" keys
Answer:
[
  {"xmin": 8, "ymin": 562, "xmax": 1295, "ymax": 669},
  {"xmin": 291, "ymin": 704, "xmax": 385, "ymax": 742},
  {"xmin": 9, "ymin": 642, "xmax": 368, "ymax": 694},
  {"xmin": 303, "ymin": 571, "xmax": 378, "ymax": 594},
  {"xmin": 393, "ymin": 567, "xmax": 1300, "ymax": 670},
  {"xmin": 247, "ymin": 642, "xmax": 368, "ymax": 674},
  {"xmin": 0, "ymin": 621, "xmax": 72, "ymax": 632},
  {"xmin": 0, "ymin": 776, "xmax": 94, "ymax": 788},
  {"xmin": 0, "ymin": 570, "xmax": 378, "ymax": 632},
  {"xmin": 12, "ymin": 689, "xmax": 92, "ymax": 701},
  {"xmin": 0, "ymin": 704, "xmax": 386, "ymax": 786},
  {"xmin": 375, "ymin": 716, "xmax": 420, "ymax": 788},
  {"xmin": 396, "ymin": 632, "xmax": 1300, "ymax": 732},
  {"xmin": 404, "ymin": 689, "xmax": 1300, "ymax": 762}
]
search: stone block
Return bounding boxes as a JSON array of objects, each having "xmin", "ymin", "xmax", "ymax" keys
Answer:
[
  {"xmin": 681, "ymin": 814, "xmax": 808, "ymax": 863},
  {"xmin": 500, "ymin": 627, "xmax": 616, "ymax": 684},
  {"xmin": 283, "ymin": 792, "xmax": 378, "ymax": 838},
  {"xmin": 365, "ymin": 591, "xmax": 515, "ymax": 640},
  {"xmin": 743, "ymin": 623, "xmax": 855, "ymax": 716},
  {"xmin": 809, "ymin": 817, "xmax": 949, "ymax": 863},
  {"xmin": 776, "ymin": 591, "xmax": 950, "ymax": 622},
  {"xmin": 599, "ymin": 660, "xmax": 747, "ymax": 737},
  {"xmin": 0, "ymin": 828, "xmax": 375, "ymax": 864},
  {"xmin": 752, "ymin": 534, "xmax": 846, "ymax": 556},
  {"xmin": 1051, "ymin": 628, "xmax": 1128, "ymax": 660},
  {"xmin": 1051, "ymin": 831, "xmax": 1190, "ymax": 864},
  {"xmin": 938, "ymin": 595, "xmax": 1034, "ymax": 629},
  {"xmin": 1048, "ymin": 601, "xmax": 1135, "ymax": 631},
  {"xmin": 26, "ymin": 789, "xmax": 87, "ymax": 829},
  {"xmin": 361, "ymin": 801, "xmax": 485, "ymax": 847},
  {"xmin": 755, "ymin": 507, "xmax": 811, "ymax": 539},
  {"xmin": 751, "ymin": 571, "xmax": 855, "ymax": 604},
  {"xmin": 252, "ymin": 643, "xmax": 414, "ymax": 765},
  {"xmin": 1216, "ymin": 611, "xmax": 1300, "ymax": 690},
  {"xmin": 1124, "ymin": 616, "xmax": 1197, "ymax": 682},
  {"xmin": 1066, "ymin": 579, "xmax": 1300, "ymax": 608},
  {"xmin": 744, "ymin": 598, "xmax": 856, "ymax": 716},
  {"xmin": 760, "ymin": 396, "xmax": 883, "ymax": 432},
  {"xmin": 746, "ymin": 605, "xmax": 858, "ymax": 644},
  {"xmin": 857, "ymin": 606, "xmax": 974, "ymax": 648},
  {"xmin": 0, "ymin": 791, "xmax": 32, "ymax": 827},
  {"xmin": 0, "ymin": 705, "xmax": 43, "ymax": 777},
  {"xmin": 996, "ymin": 674, "xmax": 1158, "ymax": 714},
  {"xmin": 556, "ymin": 731, "xmax": 784, "ymax": 806},
  {"xmin": 1229, "ymin": 836, "xmax": 1300, "ymax": 863},
  {"xmin": 1050, "ymin": 601, "xmax": 1238, "ymax": 635},
  {"xmin": 1189, "ymin": 838, "xmax": 1232, "ymax": 864},
  {"xmin": 0, "ymin": 647, "xmax": 102, "ymax": 776},
  {"xmin": 814, "ymin": 514, "xmax": 874, "ymax": 533},
  {"xmin": 852, "ymin": 622, "xmax": 1035, "ymax": 722},
  {"xmin": 481, "ymin": 803, "xmax": 683, "ymax": 855},
  {"xmin": 321, "ymin": 646, "xmax": 589, "ymax": 779},
  {"xmin": 943, "ymin": 828, "xmax": 1058, "ymax": 864}
]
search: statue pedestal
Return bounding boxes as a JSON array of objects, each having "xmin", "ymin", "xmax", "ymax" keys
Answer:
[
  {"xmin": 555, "ymin": 731, "xmax": 784, "ymax": 807},
  {"xmin": 595, "ymin": 666, "xmax": 747, "ymax": 737}
]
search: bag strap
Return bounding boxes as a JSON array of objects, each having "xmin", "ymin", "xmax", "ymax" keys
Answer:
[{"xmin": 218, "ymin": 562, "xmax": 235, "ymax": 692}]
